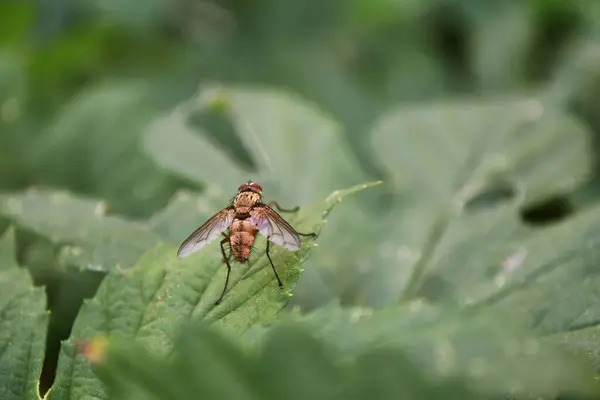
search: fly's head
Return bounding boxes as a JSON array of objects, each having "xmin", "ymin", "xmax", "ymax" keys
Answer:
[
  {"xmin": 238, "ymin": 181, "xmax": 263, "ymax": 195},
  {"xmin": 234, "ymin": 181, "xmax": 263, "ymax": 208}
]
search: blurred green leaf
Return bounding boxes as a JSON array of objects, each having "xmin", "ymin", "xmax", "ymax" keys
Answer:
[
  {"xmin": 364, "ymin": 96, "xmax": 593, "ymax": 306},
  {"xmin": 0, "ymin": 51, "xmax": 26, "ymax": 106},
  {"xmin": 550, "ymin": 39, "xmax": 600, "ymax": 204},
  {"xmin": 147, "ymin": 189, "xmax": 227, "ymax": 244},
  {"xmin": 470, "ymin": 204, "xmax": 600, "ymax": 365},
  {"xmin": 92, "ymin": 323, "xmax": 481, "ymax": 400},
  {"xmin": 87, "ymin": 0, "xmax": 163, "ymax": 27},
  {"xmin": 0, "ymin": 227, "xmax": 48, "ymax": 400},
  {"xmin": 0, "ymin": 188, "xmax": 161, "ymax": 271},
  {"xmin": 349, "ymin": 0, "xmax": 425, "ymax": 27},
  {"xmin": 472, "ymin": 4, "xmax": 534, "ymax": 90},
  {"xmin": 0, "ymin": 51, "xmax": 33, "ymax": 190},
  {"xmin": 0, "ymin": 3, "xmax": 33, "ymax": 47},
  {"xmin": 46, "ymin": 183, "xmax": 374, "ymax": 399},
  {"xmin": 30, "ymin": 82, "xmax": 193, "ymax": 217},
  {"xmin": 144, "ymin": 83, "xmax": 364, "ymax": 205},
  {"xmin": 245, "ymin": 303, "xmax": 600, "ymax": 398}
]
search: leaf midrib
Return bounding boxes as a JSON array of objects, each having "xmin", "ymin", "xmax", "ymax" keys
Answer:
[{"xmin": 399, "ymin": 130, "xmax": 501, "ymax": 301}]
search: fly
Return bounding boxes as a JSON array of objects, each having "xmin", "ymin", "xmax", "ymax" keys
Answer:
[{"xmin": 177, "ymin": 181, "xmax": 317, "ymax": 304}]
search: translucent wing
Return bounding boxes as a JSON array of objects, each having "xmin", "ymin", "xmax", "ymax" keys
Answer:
[
  {"xmin": 177, "ymin": 208, "xmax": 234, "ymax": 258},
  {"xmin": 250, "ymin": 205, "xmax": 301, "ymax": 250}
]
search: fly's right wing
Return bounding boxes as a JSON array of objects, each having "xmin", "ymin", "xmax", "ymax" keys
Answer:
[
  {"xmin": 250, "ymin": 205, "xmax": 301, "ymax": 251},
  {"xmin": 177, "ymin": 208, "xmax": 234, "ymax": 258}
]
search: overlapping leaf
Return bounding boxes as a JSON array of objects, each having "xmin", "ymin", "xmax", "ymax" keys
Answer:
[
  {"xmin": 0, "ymin": 227, "xmax": 48, "ymax": 400},
  {"xmin": 88, "ymin": 323, "xmax": 481, "ymax": 400},
  {"xmin": 80, "ymin": 303, "xmax": 600, "ymax": 400},
  {"xmin": 46, "ymin": 183, "xmax": 374, "ymax": 399},
  {"xmin": 364, "ymin": 95, "xmax": 593, "ymax": 307},
  {"xmin": 360, "ymin": 93, "xmax": 600, "ymax": 371},
  {"xmin": 0, "ymin": 51, "xmax": 32, "ymax": 191},
  {"xmin": 0, "ymin": 188, "xmax": 161, "ymax": 271},
  {"xmin": 244, "ymin": 303, "xmax": 599, "ymax": 398},
  {"xmin": 473, "ymin": 204, "xmax": 600, "ymax": 363},
  {"xmin": 144, "ymin": 83, "xmax": 363, "ymax": 204},
  {"xmin": 29, "ymin": 82, "xmax": 190, "ymax": 218}
]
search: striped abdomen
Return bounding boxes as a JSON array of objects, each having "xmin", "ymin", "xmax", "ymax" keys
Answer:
[{"xmin": 229, "ymin": 219, "xmax": 257, "ymax": 262}]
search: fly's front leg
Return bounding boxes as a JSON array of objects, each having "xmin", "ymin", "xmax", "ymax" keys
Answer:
[
  {"xmin": 265, "ymin": 238, "xmax": 284, "ymax": 288},
  {"xmin": 267, "ymin": 201, "xmax": 299, "ymax": 213},
  {"xmin": 215, "ymin": 237, "xmax": 232, "ymax": 305}
]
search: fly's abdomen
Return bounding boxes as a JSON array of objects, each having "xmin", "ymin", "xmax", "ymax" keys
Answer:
[{"xmin": 230, "ymin": 220, "xmax": 257, "ymax": 263}]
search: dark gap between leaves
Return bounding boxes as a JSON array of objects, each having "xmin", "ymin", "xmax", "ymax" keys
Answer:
[
  {"xmin": 187, "ymin": 106, "xmax": 256, "ymax": 171},
  {"xmin": 10, "ymin": 229, "xmax": 106, "ymax": 397},
  {"xmin": 422, "ymin": 2, "xmax": 473, "ymax": 91},
  {"xmin": 38, "ymin": 269, "xmax": 106, "ymax": 397},
  {"xmin": 0, "ymin": 218, "xmax": 9, "ymax": 237},
  {"xmin": 525, "ymin": 1, "xmax": 582, "ymax": 83},
  {"xmin": 417, "ymin": 275, "xmax": 454, "ymax": 304},
  {"xmin": 463, "ymin": 182, "xmax": 517, "ymax": 213},
  {"xmin": 373, "ymin": 180, "xmax": 396, "ymax": 213},
  {"xmin": 92, "ymin": 173, "xmax": 203, "ymax": 220},
  {"xmin": 520, "ymin": 196, "xmax": 574, "ymax": 227}
]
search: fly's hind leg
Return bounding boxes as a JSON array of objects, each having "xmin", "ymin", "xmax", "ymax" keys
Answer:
[
  {"xmin": 268, "ymin": 201, "xmax": 317, "ymax": 237},
  {"xmin": 265, "ymin": 238, "xmax": 284, "ymax": 288},
  {"xmin": 297, "ymin": 232, "xmax": 317, "ymax": 238},
  {"xmin": 215, "ymin": 237, "xmax": 232, "ymax": 305},
  {"xmin": 267, "ymin": 201, "xmax": 299, "ymax": 213}
]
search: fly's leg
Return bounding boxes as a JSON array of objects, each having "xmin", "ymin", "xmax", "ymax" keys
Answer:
[
  {"xmin": 268, "ymin": 201, "xmax": 299, "ymax": 213},
  {"xmin": 297, "ymin": 232, "xmax": 317, "ymax": 238},
  {"xmin": 215, "ymin": 237, "xmax": 232, "ymax": 305},
  {"xmin": 266, "ymin": 238, "xmax": 284, "ymax": 288},
  {"xmin": 268, "ymin": 201, "xmax": 317, "ymax": 237}
]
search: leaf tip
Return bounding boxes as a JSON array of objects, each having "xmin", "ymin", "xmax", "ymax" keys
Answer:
[{"xmin": 324, "ymin": 180, "xmax": 383, "ymax": 205}]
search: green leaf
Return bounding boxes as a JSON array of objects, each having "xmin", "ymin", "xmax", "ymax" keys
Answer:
[
  {"xmin": 0, "ymin": 227, "xmax": 48, "ymax": 400},
  {"xmin": 364, "ymin": 95, "xmax": 593, "ymax": 306},
  {"xmin": 89, "ymin": 324, "xmax": 482, "ymax": 400},
  {"xmin": 470, "ymin": 204, "xmax": 600, "ymax": 362},
  {"xmin": 471, "ymin": 3, "xmax": 534, "ymax": 91},
  {"xmin": 147, "ymin": 190, "xmax": 229, "ymax": 244},
  {"xmin": 0, "ymin": 3, "xmax": 33, "ymax": 46},
  {"xmin": 30, "ymin": 82, "xmax": 191, "ymax": 217},
  {"xmin": 46, "ymin": 183, "xmax": 373, "ymax": 399},
  {"xmin": 363, "ymin": 94, "xmax": 600, "ymax": 371},
  {"xmin": 0, "ymin": 50, "xmax": 33, "ymax": 190},
  {"xmin": 144, "ymin": 83, "xmax": 364, "ymax": 205},
  {"xmin": 87, "ymin": 0, "xmax": 162, "ymax": 27},
  {"xmin": 245, "ymin": 303, "xmax": 600, "ymax": 398},
  {"xmin": 0, "ymin": 188, "xmax": 161, "ymax": 271}
]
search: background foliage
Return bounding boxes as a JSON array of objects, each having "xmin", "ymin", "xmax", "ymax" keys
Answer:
[{"xmin": 3, "ymin": 0, "xmax": 600, "ymax": 399}]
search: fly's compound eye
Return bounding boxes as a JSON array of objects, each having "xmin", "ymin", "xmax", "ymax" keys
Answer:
[
  {"xmin": 250, "ymin": 183, "xmax": 262, "ymax": 191},
  {"xmin": 238, "ymin": 183, "xmax": 248, "ymax": 192}
]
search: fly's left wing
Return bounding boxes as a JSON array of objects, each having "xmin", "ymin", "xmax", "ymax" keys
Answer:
[
  {"xmin": 250, "ymin": 205, "xmax": 301, "ymax": 251},
  {"xmin": 177, "ymin": 208, "xmax": 234, "ymax": 258}
]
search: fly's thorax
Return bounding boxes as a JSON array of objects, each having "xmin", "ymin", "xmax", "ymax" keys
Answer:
[{"xmin": 233, "ymin": 191, "xmax": 261, "ymax": 210}]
